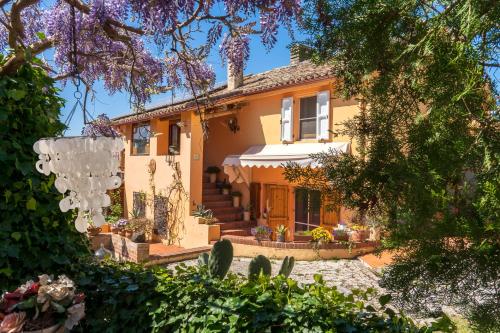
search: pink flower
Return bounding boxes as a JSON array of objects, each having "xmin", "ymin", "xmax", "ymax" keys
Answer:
[
  {"xmin": 0, "ymin": 293, "xmax": 22, "ymax": 313},
  {"xmin": 0, "ymin": 312, "xmax": 26, "ymax": 333}
]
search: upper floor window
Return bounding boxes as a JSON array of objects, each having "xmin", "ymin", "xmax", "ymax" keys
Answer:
[
  {"xmin": 299, "ymin": 96, "xmax": 317, "ymax": 139},
  {"xmin": 168, "ymin": 120, "xmax": 181, "ymax": 155},
  {"xmin": 131, "ymin": 122, "xmax": 151, "ymax": 155}
]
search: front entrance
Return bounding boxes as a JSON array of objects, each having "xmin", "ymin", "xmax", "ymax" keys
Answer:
[
  {"xmin": 265, "ymin": 184, "xmax": 288, "ymax": 240},
  {"xmin": 294, "ymin": 188, "xmax": 321, "ymax": 234}
]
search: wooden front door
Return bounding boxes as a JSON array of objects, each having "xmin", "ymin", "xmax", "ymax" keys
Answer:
[{"xmin": 265, "ymin": 184, "xmax": 288, "ymax": 240}]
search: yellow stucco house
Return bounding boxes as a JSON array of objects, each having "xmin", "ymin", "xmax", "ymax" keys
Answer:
[{"xmin": 111, "ymin": 49, "xmax": 362, "ymax": 250}]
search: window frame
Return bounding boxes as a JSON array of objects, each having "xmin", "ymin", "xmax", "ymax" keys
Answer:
[
  {"xmin": 168, "ymin": 120, "xmax": 181, "ymax": 155},
  {"xmin": 131, "ymin": 122, "xmax": 151, "ymax": 156},
  {"xmin": 298, "ymin": 95, "xmax": 318, "ymax": 140},
  {"xmin": 294, "ymin": 188, "xmax": 322, "ymax": 234}
]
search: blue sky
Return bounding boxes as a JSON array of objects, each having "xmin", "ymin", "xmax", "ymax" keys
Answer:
[{"xmin": 58, "ymin": 26, "xmax": 306, "ymax": 136}]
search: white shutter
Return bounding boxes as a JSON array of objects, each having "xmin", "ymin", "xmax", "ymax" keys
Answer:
[
  {"xmin": 281, "ymin": 97, "xmax": 293, "ymax": 142},
  {"xmin": 316, "ymin": 91, "xmax": 330, "ymax": 140}
]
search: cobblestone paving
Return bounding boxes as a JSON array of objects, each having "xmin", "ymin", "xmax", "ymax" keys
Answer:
[{"xmin": 168, "ymin": 257, "xmax": 385, "ymax": 296}]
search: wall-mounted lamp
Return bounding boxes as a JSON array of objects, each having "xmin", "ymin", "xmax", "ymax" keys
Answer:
[
  {"xmin": 227, "ymin": 117, "xmax": 240, "ymax": 134},
  {"xmin": 176, "ymin": 121, "xmax": 186, "ymax": 128}
]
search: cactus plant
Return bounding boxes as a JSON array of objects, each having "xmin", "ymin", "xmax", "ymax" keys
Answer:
[
  {"xmin": 278, "ymin": 256, "xmax": 295, "ymax": 278},
  {"xmin": 198, "ymin": 252, "xmax": 209, "ymax": 267},
  {"xmin": 208, "ymin": 239, "xmax": 233, "ymax": 279},
  {"xmin": 248, "ymin": 255, "xmax": 272, "ymax": 279}
]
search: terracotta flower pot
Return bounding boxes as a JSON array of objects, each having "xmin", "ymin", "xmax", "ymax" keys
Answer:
[
  {"xmin": 209, "ymin": 173, "xmax": 217, "ymax": 183},
  {"xmin": 87, "ymin": 227, "xmax": 101, "ymax": 236},
  {"xmin": 243, "ymin": 211, "xmax": 251, "ymax": 221},
  {"xmin": 125, "ymin": 230, "xmax": 133, "ymax": 238},
  {"xmin": 111, "ymin": 227, "xmax": 119, "ymax": 234},
  {"xmin": 232, "ymin": 196, "xmax": 240, "ymax": 208},
  {"xmin": 119, "ymin": 229, "xmax": 126, "ymax": 237},
  {"xmin": 350, "ymin": 230, "xmax": 369, "ymax": 242},
  {"xmin": 276, "ymin": 234, "xmax": 285, "ymax": 242}
]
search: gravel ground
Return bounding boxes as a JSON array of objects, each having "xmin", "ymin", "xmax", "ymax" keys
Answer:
[{"xmin": 167, "ymin": 257, "xmax": 385, "ymax": 296}]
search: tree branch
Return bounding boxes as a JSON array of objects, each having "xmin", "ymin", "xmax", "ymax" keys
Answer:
[{"xmin": 9, "ymin": 0, "xmax": 40, "ymax": 50}]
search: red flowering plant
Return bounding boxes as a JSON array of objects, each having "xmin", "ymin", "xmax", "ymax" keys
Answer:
[{"xmin": 0, "ymin": 275, "xmax": 85, "ymax": 332}]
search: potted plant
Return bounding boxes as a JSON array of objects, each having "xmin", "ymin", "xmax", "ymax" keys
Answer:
[
  {"xmin": 231, "ymin": 191, "xmax": 242, "ymax": 208},
  {"xmin": 115, "ymin": 218, "xmax": 128, "ymax": 236},
  {"xmin": 221, "ymin": 182, "xmax": 232, "ymax": 195},
  {"xmin": 206, "ymin": 166, "xmax": 220, "ymax": 183},
  {"xmin": 192, "ymin": 205, "xmax": 218, "ymax": 225},
  {"xmin": 333, "ymin": 222, "xmax": 349, "ymax": 242},
  {"xmin": 350, "ymin": 225, "xmax": 369, "ymax": 242},
  {"xmin": 251, "ymin": 225, "xmax": 272, "ymax": 241},
  {"xmin": 0, "ymin": 275, "xmax": 85, "ymax": 333},
  {"xmin": 311, "ymin": 226, "xmax": 332, "ymax": 246},
  {"xmin": 243, "ymin": 203, "xmax": 252, "ymax": 221},
  {"xmin": 276, "ymin": 224, "xmax": 287, "ymax": 242}
]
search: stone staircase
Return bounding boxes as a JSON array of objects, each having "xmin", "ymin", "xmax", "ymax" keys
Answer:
[{"xmin": 202, "ymin": 182, "xmax": 255, "ymax": 238}]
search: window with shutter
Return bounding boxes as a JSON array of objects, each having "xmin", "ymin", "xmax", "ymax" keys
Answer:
[
  {"xmin": 281, "ymin": 97, "xmax": 293, "ymax": 142},
  {"xmin": 316, "ymin": 91, "xmax": 330, "ymax": 140}
]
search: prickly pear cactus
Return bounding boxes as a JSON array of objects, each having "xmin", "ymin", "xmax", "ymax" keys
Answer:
[
  {"xmin": 198, "ymin": 252, "xmax": 209, "ymax": 267},
  {"xmin": 278, "ymin": 256, "xmax": 295, "ymax": 278},
  {"xmin": 208, "ymin": 239, "xmax": 233, "ymax": 279},
  {"xmin": 248, "ymin": 255, "xmax": 272, "ymax": 279}
]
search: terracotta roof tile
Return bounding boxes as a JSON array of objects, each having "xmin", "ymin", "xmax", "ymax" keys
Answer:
[{"xmin": 112, "ymin": 61, "xmax": 334, "ymax": 125}]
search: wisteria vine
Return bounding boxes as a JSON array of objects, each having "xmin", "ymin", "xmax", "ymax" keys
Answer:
[{"xmin": 0, "ymin": 0, "xmax": 301, "ymax": 106}]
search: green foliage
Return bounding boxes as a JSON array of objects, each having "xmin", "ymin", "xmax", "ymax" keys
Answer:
[
  {"xmin": 197, "ymin": 252, "xmax": 209, "ymax": 266},
  {"xmin": 248, "ymin": 254, "xmax": 272, "ymax": 279},
  {"xmin": 73, "ymin": 260, "xmax": 160, "ymax": 333},
  {"xmin": 208, "ymin": 239, "xmax": 234, "ymax": 279},
  {"xmin": 73, "ymin": 260, "xmax": 449, "ymax": 332},
  {"xmin": 289, "ymin": 0, "xmax": 500, "ymax": 328},
  {"xmin": 278, "ymin": 256, "xmax": 295, "ymax": 278},
  {"xmin": 105, "ymin": 189, "xmax": 123, "ymax": 225},
  {"xmin": 0, "ymin": 61, "xmax": 89, "ymax": 289}
]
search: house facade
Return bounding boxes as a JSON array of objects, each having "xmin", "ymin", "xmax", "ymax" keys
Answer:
[{"xmin": 111, "ymin": 50, "xmax": 361, "ymax": 248}]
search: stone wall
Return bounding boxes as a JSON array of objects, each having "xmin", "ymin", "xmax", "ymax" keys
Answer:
[{"xmin": 90, "ymin": 233, "xmax": 150, "ymax": 263}]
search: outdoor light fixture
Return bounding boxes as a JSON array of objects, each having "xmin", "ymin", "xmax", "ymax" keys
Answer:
[
  {"xmin": 227, "ymin": 117, "xmax": 240, "ymax": 133},
  {"xmin": 176, "ymin": 120, "xmax": 186, "ymax": 128},
  {"xmin": 33, "ymin": 136, "xmax": 124, "ymax": 233}
]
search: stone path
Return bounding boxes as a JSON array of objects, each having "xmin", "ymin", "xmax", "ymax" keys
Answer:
[{"xmin": 167, "ymin": 257, "xmax": 385, "ymax": 297}]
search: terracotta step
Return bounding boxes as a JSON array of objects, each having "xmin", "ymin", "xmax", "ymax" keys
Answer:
[
  {"xmin": 214, "ymin": 212, "xmax": 243, "ymax": 222},
  {"xmin": 216, "ymin": 220, "xmax": 256, "ymax": 231},
  {"xmin": 210, "ymin": 206, "xmax": 242, "ymax": 214},
  {"xmin": 204, "ymin": 201, "xmax": 233, "ymax": 208},
  {"xmin": 202, "ymin": 194, "xmax": 232, "ymax": 202},
  {"xmin": 202, "ymin": 182, "xmax": 217, "ymax": 189},
  {"xmin": 203, "ymin": 188, "xmax": 220, "ymax": 195},
  {"xmin": 221, "ymin": 228, "xmax": 252, "ymax": 237}
]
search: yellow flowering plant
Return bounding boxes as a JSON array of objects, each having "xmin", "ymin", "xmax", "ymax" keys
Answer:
[{"xmin": 311, "ymin": 227, "xmax": 333, "ymax": 243}]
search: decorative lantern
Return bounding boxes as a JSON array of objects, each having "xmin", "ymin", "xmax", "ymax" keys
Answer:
[{"xmin": 33, "ymin": 136, "xmax": 124, "ymax": 233}]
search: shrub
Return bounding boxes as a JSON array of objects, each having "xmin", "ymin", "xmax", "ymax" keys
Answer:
[
  {"xmin": 0, "ymin": 61, "xmax": 89, "ymax": 289},
  {"xmin": 71, "ymin": 259, "xmax": 452, "ymax": 333}
]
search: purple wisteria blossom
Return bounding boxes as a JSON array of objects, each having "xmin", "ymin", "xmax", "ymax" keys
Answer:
[
  {"xmin": 0, "ymin": 0, "xmax": 302, "ymax": 105},
  {"xmin": 82, "ymin": 114, "xmax": 120, "ymax": 137}
]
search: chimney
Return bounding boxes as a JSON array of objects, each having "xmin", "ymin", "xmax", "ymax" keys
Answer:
[
  {"xmin": 290, "ymin": 43, "xmax": 313, "ymax": 65},
  {"xmin": 227, "ymin": 61, "xmax": 243, "ymax": 91}
]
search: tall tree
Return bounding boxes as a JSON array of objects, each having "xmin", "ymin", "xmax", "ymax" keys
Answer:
[{"xmin": 285, "ymin": 0, "xmax": 499, "ymax": 330}]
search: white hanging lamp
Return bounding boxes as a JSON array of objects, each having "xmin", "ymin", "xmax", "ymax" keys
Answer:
[
  {"xmin": 33, "ymin": 135, "xmax": 124, "ymax": 232},
  {"xmin": 33, "ymin": 5, "xmax": 125, "ymax": 233}
]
